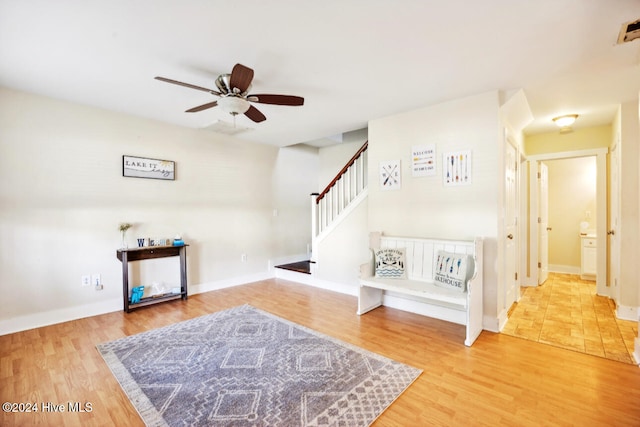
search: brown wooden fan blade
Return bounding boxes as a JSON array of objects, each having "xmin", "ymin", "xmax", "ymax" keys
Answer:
[
  {"xmin": 229, "ymin": 64, "xmax": 254, "ymax": 94},
  {"xmin": 185, "ymin": 101, "xmax": 218, "ymax": 113},
  {"xmin": 155, "ymin": 76, "xmax": 221, "ymax": 95},
  {"xmin": 249, "ymin": 94, "xmax": 304, "ymax": 106},
  {"xmin": 244, "ymin": 105, "xmax": 266, "ymax": 123}
]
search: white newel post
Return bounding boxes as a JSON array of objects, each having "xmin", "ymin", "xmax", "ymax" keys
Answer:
[{"xmin": 310, "ymin": 193, "xmax": 319, "ymax": 262}]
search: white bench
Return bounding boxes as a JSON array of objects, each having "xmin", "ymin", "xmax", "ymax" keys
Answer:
[{"xmin": 358, "ymin": 232, "xmax": 484, "ymax": 346}]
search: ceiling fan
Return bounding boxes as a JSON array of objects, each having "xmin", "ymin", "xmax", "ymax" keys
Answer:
[{"xmin": 155, "ymin": 63, "xmax": 304, "ymax": 123}]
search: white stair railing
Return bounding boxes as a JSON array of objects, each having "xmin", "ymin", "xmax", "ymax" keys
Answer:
[{"xmin": 311, "ymin": 141, "xmax": 368, "ymax": 260}]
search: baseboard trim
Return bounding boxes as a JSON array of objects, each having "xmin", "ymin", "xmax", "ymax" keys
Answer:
[
  {"xmin": 616, "ymin": 304, "xmax": 639, "ymax": 322},
  {"xmin": 549, "ymin": 264, "xmax": 580, "ymax": 275},
  {"xmin": 190, "ymin": 271, "xmax": 275, "ymax": 295},
  {"xmin": 483, "ymin": 315, "xmax": 501, "ymax": 333},
  {"xmin": 634, "ymin": 339, "xmax": 640, "ymax": 366},
  {"xmin": 0, "ymin": 271, "xmax": 276, "ymax": 336},
  {"xmin": 274, "ymin": 268, "xmax": 357, "ymax": 296},
  {"xmin": 0, "ymin": 298, "xmax": 121, "ymax": 336}
]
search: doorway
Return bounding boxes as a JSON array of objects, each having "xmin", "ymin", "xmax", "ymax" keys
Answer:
[
  {"xmin": 504, "ymin": 148, "xmax": 637, "ymax": 363},
  {"xmin": 526, "ymin": 148, "xmax": 608, "ymax": 294},
  {"xmin": 542, "ymin": 156, "xmax": 597, "ymax": 278}
]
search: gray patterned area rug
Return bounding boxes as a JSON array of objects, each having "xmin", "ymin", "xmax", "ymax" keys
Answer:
[{"xmin": 97, "ymin": 304, "xmax": 421, "ymax": 427}]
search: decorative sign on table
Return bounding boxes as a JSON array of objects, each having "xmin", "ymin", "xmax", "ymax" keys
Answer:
[
  {"xmin": 443, "ymin": 150, "xmax": 471, "ymax": 186},
  {"xmin": 379, "ymin": 160, "xmax": 401, "ymax": 190},
  {"xmin": 123, "ymin": 155, "xmax": 175, "ymax": 180},
  {"xmin": 411, "ymin": 144, "xmax": 436, "ymax": 177}
]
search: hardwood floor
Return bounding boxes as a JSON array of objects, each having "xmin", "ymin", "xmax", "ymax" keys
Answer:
[
  {"xmin": 503, "ymin": 273, "xmax": 638, "ymax": 364},
  {"xmin": 2, "ymin": 278, "xmax": 639, "ymax": 426}
]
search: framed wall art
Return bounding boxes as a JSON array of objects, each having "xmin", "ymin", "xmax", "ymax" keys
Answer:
[
  {"xmin": 411, "ymin": 144, "xmax": 436, "ymax": 177},
  {"xmin": 379, "ymin": 160, "xmax": 401, "ymax": 191},
  {"xmin": 443, "ymin": 150, "xmax": 471, "ymax": 186},
  {"xmin": 123, "ymin": 155, "xmax": 175, "ymax": 180}
]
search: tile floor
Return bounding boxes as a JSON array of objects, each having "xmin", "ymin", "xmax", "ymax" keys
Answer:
[{"xmin": 503, "ymin": 273, "xmax": 638, "ymax": 364}]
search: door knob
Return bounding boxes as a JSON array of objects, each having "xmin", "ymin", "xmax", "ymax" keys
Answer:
[
  {"xmin": 607, "ymin": 230, "xmax": 615, "ymax": 235},
  {"xmin": 547, "ymin": 227, "xmax": 552, "ymax": 231},
  {"xmin": 507, "ymin": 234, "xmax": 514, "ymax": 239}
]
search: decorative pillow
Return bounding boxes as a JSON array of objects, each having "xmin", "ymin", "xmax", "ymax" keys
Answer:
[
  {"xmin": 433, "ymin": 251, "xmax": 470, "ymax": 292},
  {"xmin": 374, "ymin": 248, "xmax": 406, "ymax": 279}
]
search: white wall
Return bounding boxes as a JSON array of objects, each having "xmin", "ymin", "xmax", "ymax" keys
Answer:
[
  {"xmin": 0, "ymin": 87, "xmax": 317, "ymax": 334},
  {"xmin": 317, "ymin": 139, "xmax": 368, "ymax": 191},
  {"xmin": 368, "ymin": 91, "xmax": 501, "ymax": 328},
  {"xmin": 271, "ymin": 144, "xmax": 319, "ymax": 264}
]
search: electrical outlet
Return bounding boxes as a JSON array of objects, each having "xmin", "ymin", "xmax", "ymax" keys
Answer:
[
  {"xmin": 241, "ymin": 254, "xmax": 247, "ymax": 262},
  {"xmin": 95, "ymin": 283, "xmax": 103, "ymax": 291},
  {"xmin": 81, "ymin": 275, "xmax": 91, "ymax": 287},
  {"xmin": 91, "ymin": 273, "xmax": 101, "ymax": 286}
]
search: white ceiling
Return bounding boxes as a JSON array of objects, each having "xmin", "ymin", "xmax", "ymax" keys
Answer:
[{"xmin": 1, "ymin": 0, "xmax": 639, "ymax": 147}]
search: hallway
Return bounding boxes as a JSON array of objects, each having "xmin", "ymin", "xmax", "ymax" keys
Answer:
[{"xmin": 502, "ymin": 273, "xmax": 638, "ymax": 364}]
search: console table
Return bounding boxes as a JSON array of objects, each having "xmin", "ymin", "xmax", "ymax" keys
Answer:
[{"xmin": 116, "ymin": 245, "xmax": 188, "ymax": 312}]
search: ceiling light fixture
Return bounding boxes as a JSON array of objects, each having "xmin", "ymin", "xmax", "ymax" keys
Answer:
[
  {"xmin": 552, "ymin": 114, "xmax": 578, "ymax": 128},
  {"xmin": 217, "ymin": 96, "xmax": 250, "ymax": 116}
]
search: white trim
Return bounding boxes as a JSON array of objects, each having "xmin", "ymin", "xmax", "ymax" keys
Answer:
[
  {"xmin": 483, "ymin": 314, "xmax": 501, "ymax": 333},
  {"xmin": 548, "ymin": 264, "xmax": 581, "ymax": 275},
  {"xmin": 616, "ymin": 304, "xmax": 639, "ymax": 322},
  {"xmin": 526, "ymin": 148, "xmax": 608, "ymax": 295},
  {"xmin": 0, "ymin": 269, "xmax": 358, "ymax": 336},
  {"xmin": 634, "ymin": 339, "xmax": 640, "ymax": 366},
  {"xmin": 274, "ymin": 267, "xmax": 357, "ymax": 296},
  {"xmin": 190, "ymin": 271, "xmax": 274, "ymax": 295},
  {"xmin": 0, "ymin": 298, "xmax": 121, "ymax": 336}
]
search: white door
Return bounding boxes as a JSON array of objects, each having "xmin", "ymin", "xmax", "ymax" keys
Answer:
[
  {"xmin": 505, "ymin": 140, "xmax": 518, "ymax": 306},
  {"xmin": 610, "ymin": 143, "xmax": 620, "ymax": 302},
  {"xmin": 538, "ymin": 162, "xmax": 549, "ymax": 285}
]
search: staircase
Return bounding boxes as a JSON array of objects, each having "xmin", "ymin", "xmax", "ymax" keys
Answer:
[{"xmin": 311, "ymin": 141, "xmax": 368, "ymax": 262}]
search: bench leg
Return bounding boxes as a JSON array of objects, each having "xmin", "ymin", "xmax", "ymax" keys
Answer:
[{"xmin": 357, "ymin": 286, "xmax": 383, "ymax": 315}]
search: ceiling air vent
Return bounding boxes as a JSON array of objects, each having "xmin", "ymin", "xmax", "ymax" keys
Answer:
[{"xmin": 617, "ymin": 19, "xmax": 640, "ymax": 44}]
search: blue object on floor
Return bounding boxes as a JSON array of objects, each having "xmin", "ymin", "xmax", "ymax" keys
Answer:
[{"xmin": 130, "ymin": 286, "xmax": 145, "ymax": 303}]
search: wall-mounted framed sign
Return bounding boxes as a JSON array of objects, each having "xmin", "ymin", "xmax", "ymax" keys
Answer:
[
  {"xmin": 379, "ymin": 160, "xmax": 401, "ymax": 191},
  {"xmin": 123, "ymin": 155, "xmax": 175, "ymax": 180},
  {"xmin": 443, "ymin": 150, "xmax": 471, "ymax": 186},
  {"xmin": 412, "ymin": 144, "xmax": 436, "ymax": 177}
]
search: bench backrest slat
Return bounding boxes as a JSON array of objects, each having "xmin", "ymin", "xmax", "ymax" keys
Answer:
[{"xmin": 380, "ymin": 236, "xmax": 475, "ymax": 282}]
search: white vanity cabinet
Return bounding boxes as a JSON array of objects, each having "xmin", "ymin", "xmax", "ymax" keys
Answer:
[{"xmin": 580, "ymin": 236, "xmax": 597, "ymax": 280}]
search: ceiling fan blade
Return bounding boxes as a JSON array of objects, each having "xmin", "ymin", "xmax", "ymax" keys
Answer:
[
  {"xmin": 229, "ymin": 63, "xmax": 254, "ymax": 94},
  {"xmin": 249, "ymin": 94, "xmax": 304, "ymax": 106},
  {"xmin": 155, "ymin": 76, "xmax": 221, "ymax": 95},
  {"xmin": 185, "ymin": 101, "xmax": 218, "ymax": 112},
  {"xmin": 244, "ymin": 105, "xmax": 266, "ymax": 123}
]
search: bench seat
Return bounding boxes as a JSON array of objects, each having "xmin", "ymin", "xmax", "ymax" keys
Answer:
[{"xmin": 358, "ymin": 232, "xmax": 484, "ymax": 346}]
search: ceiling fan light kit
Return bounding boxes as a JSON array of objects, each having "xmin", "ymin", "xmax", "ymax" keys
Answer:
[
  {"xmin": 155, "ymin": 63, "xmax": 304, "ymax": 123},
  {"xmin": 217, "ymin": 96, "xmax": 250, "ymax": 115}
]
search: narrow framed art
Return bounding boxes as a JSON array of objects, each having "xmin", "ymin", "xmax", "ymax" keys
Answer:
[
  {"xmin": 123, "ymin": 155, "xmax": 175, "ymax": 180},
  {"xmin": 443, "ymin": 150, "xmax": 471, "ymax": 186}
]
